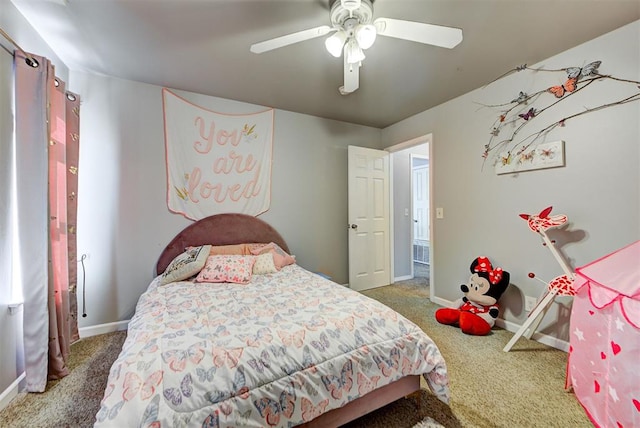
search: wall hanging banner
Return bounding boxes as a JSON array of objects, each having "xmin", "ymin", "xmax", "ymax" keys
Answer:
[{"xmin": 163, "ymin": 88, "xmax": 273, "ymax": 220}]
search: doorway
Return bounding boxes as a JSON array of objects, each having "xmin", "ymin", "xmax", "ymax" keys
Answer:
[
  {"xmin": 411, "ymin": 155, "xmax": 430, "ymax": 282},
  {"xmin": 388, "ymin": 135, "xmax": 431, "ymax": 286}
]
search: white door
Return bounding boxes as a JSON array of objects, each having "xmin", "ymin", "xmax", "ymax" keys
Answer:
[
  {"xmin": 412, "ymin": 163, "xmax": 429, "ymax": 242},
  {"xmin": 348, "ymin": 145, "xmax": 390, "ymax": 291}
]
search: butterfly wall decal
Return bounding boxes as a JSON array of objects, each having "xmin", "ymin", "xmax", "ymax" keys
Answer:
[
  {"xmin": 565, "ymin": 60, "xmax": 601, "ymax": 80},
  {"xmin": 511, "ymin": 91, "xmax": 528, "ymax": 104},
  {"xmin": 518, "ymin": 107, "xmax": 536, "ymax": 121},
  {"xmin": 548, "ymin": 77, "xmax": 578, "ymax": 98}
]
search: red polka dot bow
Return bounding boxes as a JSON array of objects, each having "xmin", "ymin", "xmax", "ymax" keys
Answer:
[{"xmin": 474, "ymin": 256, "xmax": 504, "ymax": 284}]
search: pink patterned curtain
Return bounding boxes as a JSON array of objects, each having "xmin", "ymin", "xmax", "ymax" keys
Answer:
[{"xmin": 14, "ymin": 51, "xmax": 80, "ymax": 391}]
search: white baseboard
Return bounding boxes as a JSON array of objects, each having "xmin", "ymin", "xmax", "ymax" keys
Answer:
[
  {"xmin": 79, "ymin": 320, "xmax": 129, "ymax": 339},
  {"xmin": 495, "ymin": 318, "xmax": 569, "ymax": 352},
  {"xmin": 429, "ymin": 295, "xmax": 451, "ymax": 308},
  {"xmin": 394, "ymin": 274, "xmax": 412, "ymax": 282},
  {"xmin": 0, "ymin": 372, "xmax": 25, "ymax": 413},
  {"xmin": 430, "ymin": 297, "xmax": 569, "ymax": 352}
]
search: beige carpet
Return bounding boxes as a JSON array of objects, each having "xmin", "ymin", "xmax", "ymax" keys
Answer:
[
  {"xmin": 357, "ymin": 282, "xmax": 591, "ymax": 428},
  {"xmin": 0, "ymin": 281, "xmax": 591, "ymax": 428}
]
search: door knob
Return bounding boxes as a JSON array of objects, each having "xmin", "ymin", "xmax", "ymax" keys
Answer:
[{"xmin": 349, "ymin": 224, "xmax": 358, "ymax": 229}]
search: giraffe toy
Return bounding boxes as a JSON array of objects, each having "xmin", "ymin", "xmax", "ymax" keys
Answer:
[{"xmin": 503, "ymin": 206, "xmax": 577, "ymax": 352}]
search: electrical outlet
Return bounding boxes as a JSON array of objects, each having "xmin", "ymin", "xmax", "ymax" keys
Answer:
[{"xmin": 525, "ymin": 296, "xmax": 537, "ymax": 312}]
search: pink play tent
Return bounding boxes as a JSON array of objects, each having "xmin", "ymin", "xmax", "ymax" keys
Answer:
[{"xmin": 566, "ymin": 240, "xmax": 640, "ymax": 428}]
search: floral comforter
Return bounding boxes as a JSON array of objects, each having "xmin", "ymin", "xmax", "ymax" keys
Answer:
[{"xmin": 95, "ymin": 265, "xmax": 449, "ymax": 427}]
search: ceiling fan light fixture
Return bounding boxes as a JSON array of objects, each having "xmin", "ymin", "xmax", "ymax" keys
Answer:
[
  {"xmin": 345, "ymin": 39, "xmax": 365, "ymax": 64},
  {"xmin": 325, "ymin": 31, "xmax": 347, "ymax": 57},
  {"xmin": 355, "ymin": 24, "xmax": 376, "ymax": 49}
]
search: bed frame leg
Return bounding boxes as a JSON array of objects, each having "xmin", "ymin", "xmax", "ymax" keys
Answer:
[{"xmin": 406, "ymin": 390, "xmax": 423, "ymax": 416}]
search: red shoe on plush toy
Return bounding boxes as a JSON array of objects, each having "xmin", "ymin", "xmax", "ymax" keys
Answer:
[{"xmin": 435, "ymin": 256, "xmax": 510, "ymax": 335}]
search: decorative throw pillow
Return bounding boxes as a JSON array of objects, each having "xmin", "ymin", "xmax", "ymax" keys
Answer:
[
  {"xmin": 209, "ymin": 244, "xmax": 251, "ymax": 256},
  {"xmin": 195, "ymin": 255, "xmax": 256, "ymax": 284},
  {"xmin": 252, "ymin": 252, "xmax": 278, "ymax": 275},
  {"xmin": 249, "ymin": 242, "xmax": 296, "ymax": 270},
  {"xmin": 159, "ymin": 245, "xmax": 211, "ymax": 285}
]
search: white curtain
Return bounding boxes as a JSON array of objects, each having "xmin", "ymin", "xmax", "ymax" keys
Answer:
[{"xmin": 14, "ymin": 51, "xmax": 49, "ymax": 392}]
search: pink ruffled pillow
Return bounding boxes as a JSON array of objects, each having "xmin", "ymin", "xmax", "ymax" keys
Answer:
[
  {"xmin": 195, "ymin": 255, "xmax": 256, "ymax": 284},
  {"xmin": 248, "ymin": 242, "xmax": 296, "ymax": 270}
]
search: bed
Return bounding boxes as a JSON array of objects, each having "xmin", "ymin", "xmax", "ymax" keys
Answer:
[{"xmin": 94, "ymin": 213, "xmax": 449, "ymax": 427}]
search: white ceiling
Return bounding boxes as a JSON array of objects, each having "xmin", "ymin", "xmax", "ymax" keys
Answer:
[{"xmin": 10, "ymin": 0, "xmax": 640, "ymax": 128}]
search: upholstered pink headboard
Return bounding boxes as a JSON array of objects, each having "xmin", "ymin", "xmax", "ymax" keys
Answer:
[{"xmin": 156, "ymin": 213, "xmax": 290, "ymax": 275}]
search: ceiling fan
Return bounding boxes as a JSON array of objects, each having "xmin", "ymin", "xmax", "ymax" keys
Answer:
[{"xmin": 250, "ymin": 0, "xmax": 463, "ymax": 95}]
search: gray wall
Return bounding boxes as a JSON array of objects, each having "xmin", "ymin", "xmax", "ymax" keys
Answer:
[
  {"xmin": 70, "ymin": 72, "xmax": 382, "ymax": 327},
  {"xmin": 382, "ymin": 21, "xmax": 640, "ymax": 345}
]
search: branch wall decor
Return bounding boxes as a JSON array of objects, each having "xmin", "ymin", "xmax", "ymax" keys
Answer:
[{"xmin": 477, "ymin": 61, "xmax": 640, "ymax": 172}]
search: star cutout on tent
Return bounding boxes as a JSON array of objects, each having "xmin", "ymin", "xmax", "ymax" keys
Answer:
[
  {"xmin": 573, "ymin": 327, "xmax": 585, "ymax": 341},
  {"xmin": 608, "ymin": 385, "xmax": 619, "ymax": 402},
  {"xmin": 615, "ymin": 317, "xmax": 625, "ymax": 331}
]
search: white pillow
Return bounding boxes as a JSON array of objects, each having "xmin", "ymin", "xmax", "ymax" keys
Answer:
[
  {"xmin": 159, "ymin": 245, "xmax": 211, "ymax": 285},
  {"xmin": 252, "ymin": 253, "xmax": 278, "ymax": 275}
]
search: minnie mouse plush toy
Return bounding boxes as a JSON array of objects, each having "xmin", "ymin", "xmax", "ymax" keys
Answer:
[{"xmin": 435, "ymin": 256, "xmax": 510, "ymax": 335}]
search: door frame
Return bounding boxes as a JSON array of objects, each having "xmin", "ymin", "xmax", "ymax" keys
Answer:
[{"xmin": 385, "ymin": 133, "xmax": 433, "ymax": 285}]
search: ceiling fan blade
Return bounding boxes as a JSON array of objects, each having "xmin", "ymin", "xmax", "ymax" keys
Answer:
[
  {"xmin": 250, "ymin": 25, "xmax": 333, "ymax": 54},
  {"xmin": 374, "ymin": 18, "xmax": 463, "ymax": 49},
  {"xmin": 340, "ymin": 55, "xmax": 360, "ymax": 95}
]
